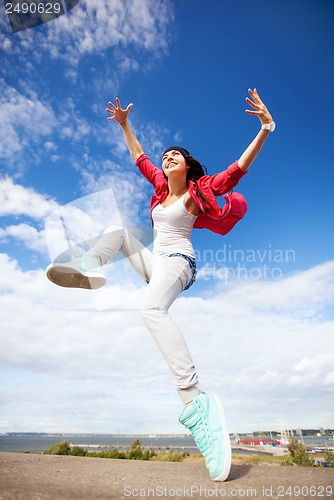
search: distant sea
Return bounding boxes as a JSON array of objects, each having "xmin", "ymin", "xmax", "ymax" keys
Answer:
[
  {"xmin": 0, "ymin": 434, "xmax": 332, "ymax": 454},
  {"xmin": 0, "ymin": 434, "xmax": 197, "ymax": 454}
]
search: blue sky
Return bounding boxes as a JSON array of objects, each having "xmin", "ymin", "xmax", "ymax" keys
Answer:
[{"xmin": 0, "ymin": 0, "xmax": 333, "ymax": 435}]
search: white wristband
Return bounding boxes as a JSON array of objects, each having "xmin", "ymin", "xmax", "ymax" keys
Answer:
[{"xmin": 261, "ymin": 121, "xmax": 276, "ymax": 132}]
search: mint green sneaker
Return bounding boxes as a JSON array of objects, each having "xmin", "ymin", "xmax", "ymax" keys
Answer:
[
  {"xmin": 46, "ymin": 254, "xmax": 106, "ymax": 289},
  {"xmin": 179, "ymin": 392, "xmax": 231, "ymax": 481}
]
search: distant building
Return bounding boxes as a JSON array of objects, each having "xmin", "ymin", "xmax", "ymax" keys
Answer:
[{"xmin": 237, "ymin": 437, "xmax": 281, "ymax": 447}]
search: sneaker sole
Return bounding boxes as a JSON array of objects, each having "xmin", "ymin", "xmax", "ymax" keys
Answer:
[
  {"xmin": 211, "ymin": 395, "xmax": 232, "ymax": 481},
  {"xmin": 46, "ymin": 264, "xmax": 106, "ymax": 289}
]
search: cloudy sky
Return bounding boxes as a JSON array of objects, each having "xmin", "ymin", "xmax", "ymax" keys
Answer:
[{"xmin": 0, "ymin": 0, "xmax": 333, "ymax": 435}]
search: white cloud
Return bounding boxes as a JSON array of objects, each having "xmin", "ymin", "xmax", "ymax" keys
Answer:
[
  {"xmin": 0, "ymin": 176, "xmax": 58, "ymax": 219},
  {"xmin": 80, "ymin": 168, "xmax": 150, "ymax": 228},
  {"xmin": 325, "ymin": 372, "xmax": 334, "ymax": 385},
  {"xmin": 44, "ymin": 141, "xmax": 58, "ymax": 152},
  {"xmin": 2, "ymin": 0, "xmax": 174, "ymax": 68},
  {"xmin": 207, "ymin": 260, "xmax": 334, "ymax": 317},
  {"xmin": 0, "ymin": 175, "xmax": 152, "ymax": 260},
  {"xmin": 57, "ymin": 97, "xmax": 91, "ymax": 142},
  {"xmin": 0, "ymin": 80, "xmax": 94, "ymax": 168},
  {"xmin": 0, "ymin": 177, "xmax": 59, "ymax": 257},
  {"xmin": 0, "ymin": 252, "xmax": 333, "ymax": 433},
  {"xmin": 294, "ymin": 354, "xmax": 334, "ymax": 373},
  {"xmin": 0, "ymin": 80, "xmax": 56, "ymax": 163},
  {"xmin": 287, "ymin": 354, "xmax": 334, "ymax": 389},
  {"xmin": 0, "ymin": 223, "xmax": 47, "ymax": 254},
  {"xmin": 288, "ymin": 372, "xmax": 322, "ymax": 389},
  {"xmin": 256, "ymin": 370, "xmax": 284, "ymax": 389}
]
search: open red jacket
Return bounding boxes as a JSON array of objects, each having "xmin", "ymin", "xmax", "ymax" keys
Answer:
[{"xmin": 136, "ymin": 154, "xmax": 248, "ymax": 236}]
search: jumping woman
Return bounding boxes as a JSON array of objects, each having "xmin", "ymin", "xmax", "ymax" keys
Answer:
[{"xmin": 46, "ymin": 88, "xmax": 275, "ymax": 481}]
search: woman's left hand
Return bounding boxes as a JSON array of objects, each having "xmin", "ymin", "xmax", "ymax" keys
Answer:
[{"xmin": 245, "ymin": 88, "xmax": 273, "ymax": 125}]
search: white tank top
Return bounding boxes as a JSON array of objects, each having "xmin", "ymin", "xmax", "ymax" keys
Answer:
[{"xmin": 152, "ymin": 193, "xmax": 198, "ymax": 259}]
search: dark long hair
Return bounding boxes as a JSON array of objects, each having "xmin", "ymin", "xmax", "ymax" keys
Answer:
[
  {"xmin": 186, "ymin": 156, "xmax": 208, "ymax": 209},
  {"xmin": 185, "ymin": 155, "xmax": 207, "ymax": 182}
]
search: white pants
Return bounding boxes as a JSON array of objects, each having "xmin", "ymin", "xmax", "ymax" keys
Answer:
[{"xmin": 87, "ymin": 225, "xmax": 201, "ymax": 404}]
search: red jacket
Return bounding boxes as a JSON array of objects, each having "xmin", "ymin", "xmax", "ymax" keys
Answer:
[{"xmin": 136, "ymin": 154, "xmax": 248, "ymax": 236}]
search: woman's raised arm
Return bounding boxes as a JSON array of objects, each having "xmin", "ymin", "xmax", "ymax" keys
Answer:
[
  {"xmin": 106, "ymin": 98, "xmax": 144, "ymax": 161},
  {"xmin": 238, "ymin": 88, "xmax": 275, "ymax": 172}
]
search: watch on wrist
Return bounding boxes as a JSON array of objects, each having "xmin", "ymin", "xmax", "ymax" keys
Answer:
[{"xmin": 261, "ymin": 121, "xmax": 276, "ymax": 132}]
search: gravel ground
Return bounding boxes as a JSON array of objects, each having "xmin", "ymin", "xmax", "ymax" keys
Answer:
[{"xmin": 0, "ymin": 452, "xmax": 333, "ymax": 500}]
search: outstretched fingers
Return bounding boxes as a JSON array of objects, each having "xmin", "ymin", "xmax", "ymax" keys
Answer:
[
  {"xmin": 248, "ymin": 88, "xmax": 260, "ymax": 101},
  {"xmin": 245, "ymin": 98, "xmax": 260, "ymax": 115},
  {"xmin": 244, "ymin": 88, "xmax": 273, "ymax": 123},
  {"xmin": 245, "ymin": 88, "xmax": 264, "ymax": 114},
  {"xmin": 125, "ymin": 103, "xmax": 134, "ymax": 112},
  {"xmin": 245, "ymin": 97, "xmax": 258, "ymax": 108},
  {"xmin": 105, "ymin": 98, "xmax": 134, "ymax": 123},
  {"xmin": 245, "ymin": 109, "xmax": 259, "ymax": 116},
  {"xmin": 106, "ymin": 100, "xmax": 116, "ymax": 120}
]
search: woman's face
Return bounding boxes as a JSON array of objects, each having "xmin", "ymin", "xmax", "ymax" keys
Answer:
[{"xmin": 162, "ymin": 150, "xmax": 189, "ymax": 178}]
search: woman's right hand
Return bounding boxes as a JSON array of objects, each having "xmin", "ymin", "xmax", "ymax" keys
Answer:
[
  {"xmin": 106, "ymin": 97, "xmax": 133, "ymax": 125},
  {"xmin": 245, "ymin": 88, "xmax": 273, "ymax": 125}
]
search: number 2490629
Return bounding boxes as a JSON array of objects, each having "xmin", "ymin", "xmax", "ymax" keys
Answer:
[{"xmin": 6, "ymin": 2, "xmax": 62, "ymax": 15}]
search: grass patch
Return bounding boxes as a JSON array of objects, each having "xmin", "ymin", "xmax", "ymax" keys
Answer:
[{"xmin": 184, "ymin": 453, "xmax": 287, "ymax": 466}]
